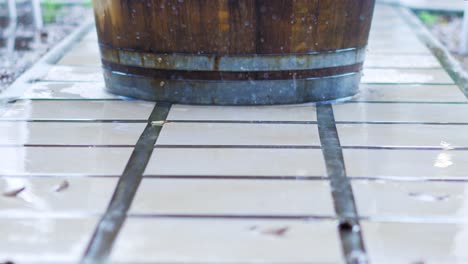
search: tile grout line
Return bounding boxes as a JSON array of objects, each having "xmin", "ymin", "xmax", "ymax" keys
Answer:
[
  {"xmin": 6, "ymin": 119, "xmax": 468, "ymax": 125},
  {"xmin": 80, "ymin": 102, "xmax": 172, "ymax": 264},
  {"xmin": 5, "ymin": 145, "xmax": 468, "ymax": 151},
  {"xmin": 316, "ymin": 104, "xmax": 368, "ymax": 264}
]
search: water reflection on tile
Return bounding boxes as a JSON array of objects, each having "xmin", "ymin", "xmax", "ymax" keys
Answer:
[
  {"xmin": 368, "ymin": 39, "xmax": 432, "ymax": 54},
  {"xmin": 41, "ymin": 66, "xmax": 104, "ymax": 82},
  {"xmin": 344, "ymin": 149, "xmax": 468, "ymax": 179},
  {"xmin": 168, "ymin": 104, "xmax": 317, "ymax": 121},
  {"xmin": 334, "ymin": 103, "xmax": 468, "ymax": 123},
  {"xmin": 370, "ymin": 19, "xmax": 410, "ymax": 31},
  {"xmin": 368, "ymin": 32, "xmax": 422, "ymax": 48},
  {"xmin": 354, "ymin": 84, "xmax": 466, "ymax": 102},
  {"xmin": 369, "ymin": 25, "xmax": 415, "ymax": 37},
  {"xmin": 83, "ymin": 31, "xmax": 98, "ymax": 41},
  {"xmin": 111, "ymin": 219, "xmax": 341, "ymax": 263},
  {"xmin": 22, "ymin": 82, "xmax": 120, "ymax": 100},
  {"xmin": 354, "ymin": 180, "xmax": 468, "ymax": 220},
  {"xmin": 363, "ymin": 221, "xmax": 468, "ymax": 263},
  {"xmin": 364, "ymin": 54, "xmax": 441, "ymax": 68},
  {"xmin": 373, "ymin": 4, "xmax": 399, "ymax": 16},
  {"xmin": 0, "ymin": 122, "xmax": 145, "ymax": 145},
  {"xmin": 59, "ymin": 41, "xmax": 101, "ymax": 66},
  {"xmin": 362, "ymin": 69, "xmax": 454, "ymax": 84},
  {"xmin": 0, "ymin": 147, "xmax": 132, "ymax": 176},
  {"xmin": 145, "ymin": 148, "xmax": 326, "ymax": 177},
  {"xmin": 131, "ymin": 179, "xmax": 334, "ymax": 216},
  {"xmin": 0, "ymin": 218, "xmax": 98, "ymax": 263},
  {"xmin": 0, "ymin": 177, "xmax": 117, "ymax": 216},
  {"xmin": 157, "ymin": 123, "xmax": 320, "ymax": 146},
  {"xmin": 0, "ymin": 100, "xmax": 154, "ymax": 120},
  {"xmin": 338, "ymin": 124, "xmax": 468, "ymax": 148}
]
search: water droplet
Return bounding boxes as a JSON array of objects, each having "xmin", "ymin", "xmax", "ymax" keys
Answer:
[
  {"xmin": 409, "ymin": 192, "xmax": 450, "ymax": 202},
  {"xmin": 434, "ymin": 152, "xmax": 453, "ymax": 168}
]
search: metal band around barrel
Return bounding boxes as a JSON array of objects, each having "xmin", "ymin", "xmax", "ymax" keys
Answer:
[
  {"xmin": 101, "ymin": 60, "xmax": 362, "ymax": 81},
  {"xmin": 99, "ymin": 45, "xmax": 367, "ymax": 72}
]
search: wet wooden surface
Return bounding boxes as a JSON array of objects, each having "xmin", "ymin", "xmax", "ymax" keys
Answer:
[{"xmin": 93, "ymin": 0, "xmax": 375, "ymax": 54}]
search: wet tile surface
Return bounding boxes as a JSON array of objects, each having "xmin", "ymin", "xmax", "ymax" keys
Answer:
[
  {"xmin": 344, "ymin": 149, "xmax": 468, "ymax": 179},
  {"xmin": 364, "ymin": 54, "xmax": 442, "ymax": 68},
  {"xmin": 0, "ymin": 218, "xmax": 98, "ymax": 263},
  {"xmin": 0, "ymin": 147, "xmax": 132, "ymax": 176},
  {"xmin": 131, "ymin": 179, "xmax": 334, "ymax": 216},
  {"xmin": 41, "ymin": 65, "xmax": 104, "ymax": 82},
  {"xmin": 168, "ymin": 104, "xmax": 317, "ymax": 121},
  {"xmin": 0, "ymin": 177, "xmax": 117, "ymax": 217},
  {"xmin": 145, "ymin": 148, "xmax": 326, "ymax": 177},
  {"xmin": 362, "ymin": 69, "xmax": 454, "ymax": 84},
  {"xmin": 0, "ymin": 100, "xmax": 154, "ymax": 120},
  {"xmin": 363, "ymin": 221, "xmax": 468, "ymax": 263},
  {"xmin": 354, "ymin": 84, "xmax": 466, "ymax": 102},
  {"xmin": 59, "ymin": 41, "xmax": 101, "ymax": 66},
  {"xmin": 338, "ymin": 124, "xmax": 468, "ymax": 148},
  {"xmin": 0, "ymin": 122, "xmax": 146, "ymax": 145},
  {"xmin": 157, "ymin": 123, "xmax": 320, "ymax": 146},
  {"xmin": 334, "ymin": 103, "xmax": 468, "ymax": 123},
  {"xmin": 22, "ymin": 82, "xmax": 120, "ymax": 100},
  {"xmin": 368, "ymin": 39, "xmax": 432, "ymax": 54},
  {"xmin": 354, "ymin": 180, "xmax": 468, "ymax": 220},
  {"xmin": 111, "ymin": 219, "xmax": 341, "ymax": 263}
]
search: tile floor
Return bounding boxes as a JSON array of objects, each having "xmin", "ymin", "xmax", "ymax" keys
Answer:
[{"xmin": 1, "ymin": 3, "xmax": 468, "ymax": 264}]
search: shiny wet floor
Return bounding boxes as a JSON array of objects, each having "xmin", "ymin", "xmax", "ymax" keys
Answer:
[{"xmin": 1, "ymin": 3, "xmax": 468, "ymax": 264}]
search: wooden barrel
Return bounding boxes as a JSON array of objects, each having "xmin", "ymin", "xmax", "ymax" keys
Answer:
[{"xmin": 92, "ymin": 0, "xmax": 375, "ymax": 105}]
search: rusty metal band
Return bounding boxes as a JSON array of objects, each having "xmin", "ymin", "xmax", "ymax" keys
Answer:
[
  {"xmin": 99, "ymin": 45, "xmax": 367, "ymax": 72},
  {"xmin": 101, "ymin": 60, "xmax": 362, "ymax": 81},
  {"xmin": 102, "ymin": 69, "xmax": 361, "ymax": 105}
]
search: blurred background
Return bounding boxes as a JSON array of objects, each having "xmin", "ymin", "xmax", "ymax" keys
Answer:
[{"xmin": 0, "ymin": 0, "xmax": 92, "ymax": 92}]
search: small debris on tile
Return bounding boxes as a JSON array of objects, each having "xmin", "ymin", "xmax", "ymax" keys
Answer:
[
  {"xmin": 248, "ymin": 225, "xmax": 258, "ymax": 231},
  {"xmin": 54, "ymin": 180, "xmax": 70, "ymax": 192},
  {"xmin": 3, "ymin": 260, "xmax": 15, "ymax": 264},
  {"xmin": 261, "ymin": 226, "xmax": 289, "ymax": 237},
  {"xmin": 151, "ymin": 121, "xmax": 166, "ymax": 126},
  {"xmin": 3, "ymin": 187, "xmax": 26, "ymax": 197}
]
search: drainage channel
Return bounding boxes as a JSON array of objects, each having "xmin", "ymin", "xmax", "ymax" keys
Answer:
[
  {"xmin": 81, "ymin": 102, "xmax": 172, "ymax": 264},
  {"xmin": 317, "ymin": 104, "xmax": 368, "ymax": 264}
]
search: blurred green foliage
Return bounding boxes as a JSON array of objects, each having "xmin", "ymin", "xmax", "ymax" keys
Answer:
[
  {"xmin": 41, "ymin": 0, "xmax": 92, "ymax": 23},
  {"xmin": 418, "ymin": 11, "xmax": 438, "ymax": 25}
]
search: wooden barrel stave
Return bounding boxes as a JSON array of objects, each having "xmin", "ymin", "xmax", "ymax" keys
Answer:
[{"xmin": 93, "ymin": 0, "xmax": 375, "ymax": 105}]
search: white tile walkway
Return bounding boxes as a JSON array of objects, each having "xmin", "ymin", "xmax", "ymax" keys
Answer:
[{"xmin": 1, "ymin": 3, "xmax": 468, "ymax": 264}]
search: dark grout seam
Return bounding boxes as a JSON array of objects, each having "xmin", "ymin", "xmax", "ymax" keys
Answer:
[
  {"xmin": 5, "ymin": 119, "xmax": 468, "ymax": 125},
  {"xmin": 317, "ymin": 104, "xmax": 367, "ymax": 264},
  {"xmin": 127, "ymin": 214, "xmax": 335, "ymax": 220},
  {"xmin": 81, "ymin": 102, "xmax": 172, "ymax": 264},
  {"xmin": 0, "ymin": 119, "xmax": 148, "ymax": 123},
  {"xmin": 5, "ymin": 145, "xmax": 468, "ymax": 151}
]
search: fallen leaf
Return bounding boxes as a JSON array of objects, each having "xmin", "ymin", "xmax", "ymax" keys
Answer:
[
  {"xmin": 262, "ymin": 226, "xmax": 289, "ymax": 237},
  {"xmin": 54, "ymin": 180, "xmax": 70, "ymax": 192},
  {"xmin": 3, "ymin": 187, "xmax": 26, "ymax": 197}
]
